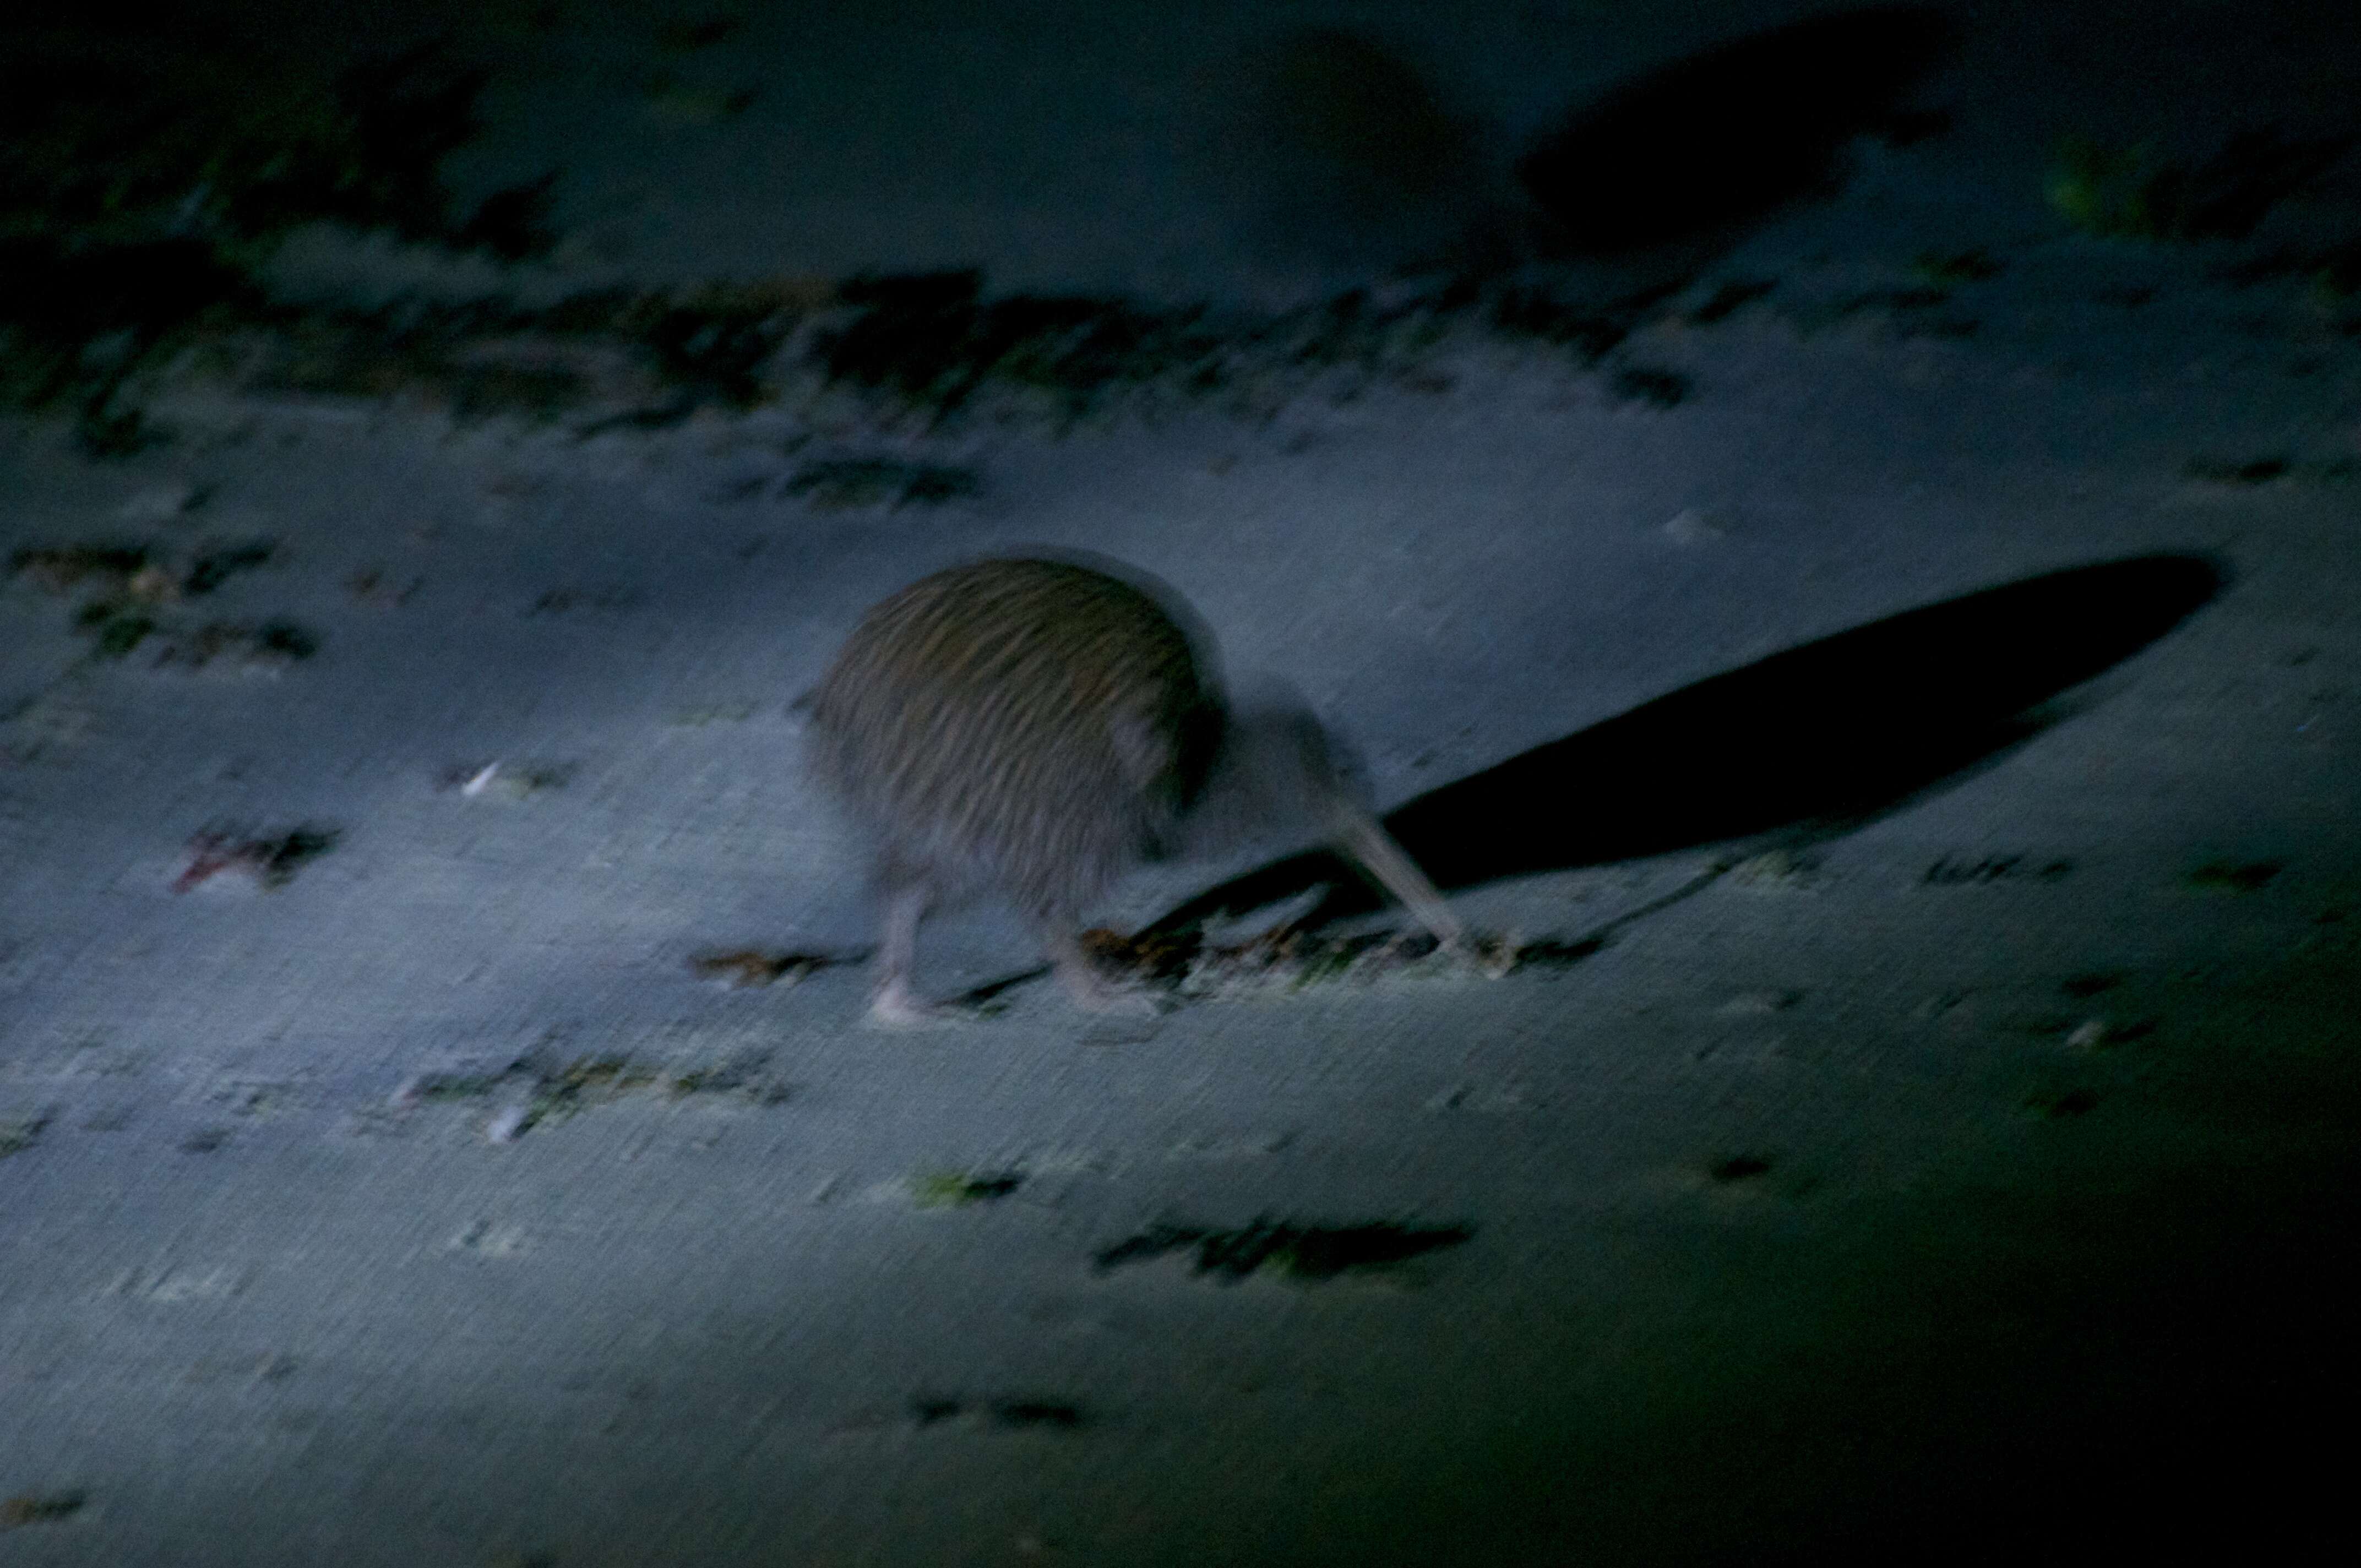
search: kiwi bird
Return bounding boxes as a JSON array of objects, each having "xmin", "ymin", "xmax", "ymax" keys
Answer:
[{"xmin": 805, "ymin": 557, "xmax": 1464, "ymax": 1026}]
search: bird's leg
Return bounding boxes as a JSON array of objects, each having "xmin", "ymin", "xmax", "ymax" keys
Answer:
[
  {"xmin": 865, "ymin": 881, "xmax": 979, "ymax": 1028},
  {"xmin": 1329, "ymin": 803, "xmax": 1468, "ymax": 958}
]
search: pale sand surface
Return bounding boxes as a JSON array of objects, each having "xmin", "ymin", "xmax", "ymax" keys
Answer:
[{"xmin": 2, "ymin": 3, "xmax": 2357, "ymax": 1562}]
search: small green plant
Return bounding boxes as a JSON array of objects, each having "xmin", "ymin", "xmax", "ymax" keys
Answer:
[
  {"xmin": 2049, "ymin": 138, "xmax": 2161, "ymax": 237},
  {"xmin": 2049, "ymin": 129, "xmax": 2349, "ymax": 242},
  {"xmin": 1912, "ymin": 248, "xmax": 2002, "ymax": 285}
]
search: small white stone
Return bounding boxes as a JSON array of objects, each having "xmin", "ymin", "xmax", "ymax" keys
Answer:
[
  {"xmin": 116, "ymin": 483, "xmax": 201, "ymax": 522},
  {"xmin": 1663, "ymin": 507, "xmax": 1729, "ymax": 544}
]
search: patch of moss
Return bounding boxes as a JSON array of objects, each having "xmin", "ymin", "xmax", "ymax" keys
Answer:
[
  {"xmin": 1488, "ymin": 285, "xmax": 1630, "ymax": 356},
  {"xmin": 986, "ymin": 1399, "xmax": 1080, "ymax": 1429},
  {"xmin": 811, "ymin": 271, "xmax": 1221, "ymax": 422},
  {"xmin": 686, "ymin": 949, "xmax": 834, "ymax": 988},
  {"xmin": 1611, "ymin": 366, "xmax": 1690, "ymax": 408},
  {"xmin": 0, "ymin": 31, "xmax": 524, "ymax": 257},
  {"xmin": 1, "ymin": 1489, "xmax": 86, "ymax": 1527},
  {"xmin": 2184, "ymin": 455, "xmax": 2289, "ymax": 485},
  {"xmin": 1092, "ymin": 1217, "xmax": 1473, "ymax": 1283},
  {"xmin": 2026, "ymin": 1087, "xmax": 2101, "ymax": 1120},
  {"xmin": 402, "ymin": 1048, "xmax": 789, "ymax": 1134},
  {"xmin": 1710, "ymin": 1153, "xmax": 1774, "ymax": 1183},
  {"xmin": 405, "ymin": 1070, "xmax": 510, "ymax": 1103},
  {"xmin": 1076, "ymin": 923, "xmax": 1575, "ymax": 1006},
  {"xmin": 657, "ymin": 17, "xmax": 743, "ymax": 54},
  {"xmin": 1689, "ymin": 278, "xmax": 1775, "ymax": 323},
  {"xmin": 0, "ymin": 28, "xmax": 558, "ymax": 445},
  {"xmin": 782, "ymin": 459, "xmax": 980, "ymax": 510},
  {"xmin": 2184, "ymin": 859, "xmax": 2281, "ymax": 893},
  {"xmin": 77, "ymin": 603, "xmax": 156, "ymax": 658},
  {"xmin": 525, "ymin": 1057, "xmax": 660, "ymax": 1124},
  {"xmin": 8, "ymin": 543, "xmax": 149, "ymax": 590},
  {"xmin": 181, "ymin": 542, "xmax": 275, "ymax": 595},
  {"xmin": 905, "ymin": 1395, "xmax": 1082, "ymax": 1430},
  {"xmin": 2049, "ymin": 130, "xmax": 2351, "ymax": 242},
  {"xmin": 910, "ymin": 1170, "xmax": 1025, "ymax": 1208},
  {"xmin": 254, "ymin": 621, "xmax": 318, "ymax": 660},
  {"xmin": 175, "ymin": 825, "xmax": 340, "ymax": 891},
  {"xmin": 141, "ymin": 619, "xmax": 320, "ymax": 670},
  {"xmin": 1923, "ymin": 854, "xmax": 2074, "ymax": 885},
  {"xmin": 0, "ymin": 1112, "xmax": 51, "ymax": 1159},
  {"xmin": 1913, "ymin": 248, "xmax": 2003, "ymax": 285}
]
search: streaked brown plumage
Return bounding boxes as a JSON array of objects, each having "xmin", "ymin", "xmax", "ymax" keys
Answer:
[{"xmin": 807, "ymin": 557, "xmax": 1461, "ymax": 1024}]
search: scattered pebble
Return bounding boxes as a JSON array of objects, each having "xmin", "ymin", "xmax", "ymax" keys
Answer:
[{"xmin": 126, "ymin": 564, "xmax": 181, "ymax": 602}]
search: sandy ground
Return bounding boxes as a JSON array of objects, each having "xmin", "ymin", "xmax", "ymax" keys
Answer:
[{"xmin": 3, "ymin": 3, "xmax": 2359, "ymax": 1563}]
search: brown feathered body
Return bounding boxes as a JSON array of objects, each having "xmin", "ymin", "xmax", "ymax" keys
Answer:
[
  {"xmin": 807, "ymin": 556, "xmax": 1462, "ymax": 1022},
  {"xmin": 807, "ymin": 558, "xmax": 1225, "ymax": 924}
]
